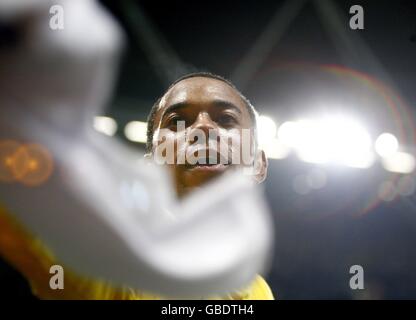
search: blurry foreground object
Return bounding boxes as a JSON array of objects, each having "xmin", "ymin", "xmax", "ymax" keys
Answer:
[{"xmin": 0, "ymin": 0, "xmax": 273, "ymax": 298}]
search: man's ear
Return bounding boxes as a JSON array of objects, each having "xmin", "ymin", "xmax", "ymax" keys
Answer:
[{"xmin": 253, "ymin": 149, "xmax": 268, "ymax": 184}]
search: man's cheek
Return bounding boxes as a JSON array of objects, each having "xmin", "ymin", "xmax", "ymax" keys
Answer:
[
  {"xmin": 219, "ymin": 128, "xmax": 253, "ymax": 166},
  {"xmin": 173, "ymin": 130, "xmax": 187, "ymax": 165},
  {"xmin": 153, "ymin": 129, "xmax": 176, "ymax": 165},
  {"xmin": 241, "ymin": 128, "xmax": 256, "ymax": 166}
]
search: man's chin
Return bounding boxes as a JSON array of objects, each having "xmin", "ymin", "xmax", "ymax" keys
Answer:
[
  {"xmin": 184, "ymin": 163, "xmax": 231, "ymax": 182},
  {"xmin": 175, "ymin": 164, "xmax": 233, "ymax": 196}
]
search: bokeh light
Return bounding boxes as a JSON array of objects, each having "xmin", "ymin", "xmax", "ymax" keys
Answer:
[
  {"xmin": 396, "ymin": 176, "xmax": 416, "ymax": 197},
  {"xmin": 93, "ymin": 116, "xmax": 118, "ymax": 136},
  {"xmin": 124, "ymin": 121, "xmax": 148, "ymax": 143},
  {"xmin": 257, "ymin": 115, "xmax": 277, "ymax": 145},
  {"xmin": 377, "ymin": 181, "xmax": 397, "ymax": 202},
  {"xmin": 306, "ymin": 168, "xmax": 327, "ymax": 190},
  {"xmin": 14, "ymin": 144, "xmax": 54, "ymax": 187},
  {"xmin": 292, "ymin": 174, "xmax": 310, "ymax": 195},
  {"xmin": 382, "ymin": 152, "xmax": 415, "ymax": 174},
  {"xmin": 375, "ymin": 133, "xmax": 399, "ymax": 158},
  {"xmin": 0, "ymin": 140, "xmax": 21, "ymax": 183},
  {"xmin": 261, "ymin": 138, "xmax": 290, "ymax": 160}
]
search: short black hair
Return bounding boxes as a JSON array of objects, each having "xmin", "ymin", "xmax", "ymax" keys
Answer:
[{"xmin": 146, "ymin": 72, "xmax": 258, "ymax": 153}]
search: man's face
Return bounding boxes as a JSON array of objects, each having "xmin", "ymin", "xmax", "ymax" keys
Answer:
[{"xmin": 151, "ymin": 77, "xmax": 266, "ymax": 197}]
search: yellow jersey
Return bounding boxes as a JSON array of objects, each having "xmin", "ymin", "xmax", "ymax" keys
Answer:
[{"xmin": 0, "ymin": 205, "xmax": 274, "ymax": 300}]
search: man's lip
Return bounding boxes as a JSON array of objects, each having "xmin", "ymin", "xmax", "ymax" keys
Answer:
[{"xmin": 186, "ymin": 163, "xmax": 230, "ymax": 172}]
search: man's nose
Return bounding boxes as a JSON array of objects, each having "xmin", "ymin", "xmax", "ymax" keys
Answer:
[{"xmin": 189, "ymin": 112, "xmax": 218, "ymax": 143}]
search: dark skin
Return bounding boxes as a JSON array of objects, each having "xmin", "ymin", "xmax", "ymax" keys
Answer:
[{"xmin": 149, "ymin": 77, "xmax": 268, "ymax": 198}]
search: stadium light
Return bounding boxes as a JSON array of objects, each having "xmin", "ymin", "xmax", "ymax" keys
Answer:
[
  {"xmin": 93, "ymin": 116, "xmax": 118, "ymax": 136},
  {"xmin": 124, "ymin": 121, "xmax": 148, "ymax": 143},
  {"xmin": 277, "ymin": 116, "xmax": 374, "ymax": 168},
  {"xmin": 261, "ymin": 138, "xmax": 290, "ymax": 160},
  {"xmin": 374, "ymin": 133, "xmax": 399, "ymax": 158},
  {"xmin": 257, "ymin": 115, "xmax": 277, "ymax": 145},
  {"xmin": 382, "ymin": 152, "xmax": 415, "ymax": 174}
]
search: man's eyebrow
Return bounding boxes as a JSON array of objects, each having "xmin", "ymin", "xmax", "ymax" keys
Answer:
[
  {"xmin": 161, "ymin": 102, "xmax": 188, "ymax": 119},
  {"xmin": 162, "ymin": 99, "xmax": 243, "ymax": 119},
  {"xmin": 211, "ymin": 99, "xmax": 242, "ymax": 114}
]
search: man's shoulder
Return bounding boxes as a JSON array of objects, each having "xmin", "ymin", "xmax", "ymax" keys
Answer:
[
  {"xmin": 226, "ymin": 275, "xmax": 274, "ymax": 300},
  {"xmin": 246, "ymin": 275, "xmax": 275, "ymax": 300}
]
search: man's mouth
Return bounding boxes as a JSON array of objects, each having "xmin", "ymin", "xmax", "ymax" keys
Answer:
[
  {"xmin": 187, "ymin": 163, "xmax": 230, "ymax": 172},
  {"xmin": 184, "ymin": 148, "xmax": 231, "ymax": 172}
]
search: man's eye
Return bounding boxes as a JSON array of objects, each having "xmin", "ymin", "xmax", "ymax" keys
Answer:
[
  {"xmin": 218, "ymin": 114, "xmax": 238, "ymax": 127},
  {"xmin": 167, "ymin": 115, "xmax": 186, "ymax": 130}
]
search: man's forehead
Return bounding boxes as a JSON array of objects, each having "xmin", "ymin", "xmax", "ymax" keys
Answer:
[{"xmin": 159, "ymin": 77, "xmax": 247, "ymax": 111}]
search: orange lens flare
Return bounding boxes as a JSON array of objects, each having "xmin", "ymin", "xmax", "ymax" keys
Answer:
[
  {"xmin": 0, "ymin": 140, "xmax": 21, "ymax": 183},
  {"xmin": 16, "ymin": 144, "xmax": 54, "ymax": 187},
  {"xmin": 0, "ymin": 140, "xmax": 54, "ymax": 186}
]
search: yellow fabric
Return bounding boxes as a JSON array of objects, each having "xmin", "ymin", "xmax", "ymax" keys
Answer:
[{"xmin": 0, "ymin": 205, "xmax": 274, "ymax": 300}]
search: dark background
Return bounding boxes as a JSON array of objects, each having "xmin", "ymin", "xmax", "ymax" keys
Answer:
[{"xmin": 1, "ymin": 0, "xmax": 416, "ymax": 299}]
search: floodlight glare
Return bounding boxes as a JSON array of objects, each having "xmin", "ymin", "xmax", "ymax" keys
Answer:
[
  {"xmin": 125, "ymin": 121, "xmax": 148, "ymax": 143},
  {"xmin": 382, "ymin": 152, "xmax": 416, "ymax": 174},
  {"xmin": 375, "ymin": 133, "xmax": 399, "ymax": 158},
  {"xmin": 93, "ymin": 116, "xmax": 118, "ymax": 136},
  {"xmin": 257, "ymin": 115, "xmax": 278, "ymax": 145}
]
